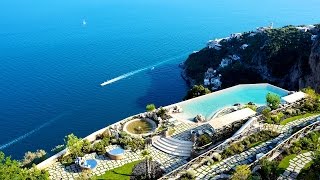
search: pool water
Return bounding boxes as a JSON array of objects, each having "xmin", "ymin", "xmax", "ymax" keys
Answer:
[
  {"xmin": 85, "ymin": 159, "xmax": 98, "ymax": 169},
  {"xmin": 109, "ymin": 148, "xmax": 125, "ymax": 155},
  {"xmin": 176, "ymin": 84, "xmax": 288, "ymax": 121}
]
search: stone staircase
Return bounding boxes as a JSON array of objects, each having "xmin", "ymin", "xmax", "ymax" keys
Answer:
[{"xmin": 152, "ymin": 136, "xmax": 193, "ymax": 157}]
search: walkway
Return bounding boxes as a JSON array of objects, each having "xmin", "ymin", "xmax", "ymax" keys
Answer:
[
  {"xmin": 262, "ymin": 115, "xmax": 319, "ymax": 133},
  {"xmin": 195, "ymin": 134, "xmax": 288, "ymax": 180},
  {"xmin": 278, "ymin": 152, "xmax": 313, "ymax": 180}
]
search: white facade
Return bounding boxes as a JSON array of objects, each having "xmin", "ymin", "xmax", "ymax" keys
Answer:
[
  {"xmin": 230, "ymin": 33, "xmax": 242, "ymax": 39},
  {"xmin": 241, "ymin": 44, "xmax": 249, "ymax": 49}
]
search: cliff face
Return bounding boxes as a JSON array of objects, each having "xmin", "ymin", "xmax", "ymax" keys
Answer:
[
  {"xmin": 303, "ymin": 36, "xmax": 320, "ymax": 91},
  {"xmin": 183, "ymin": 24, "xmax": 320, "ymax": 92}
]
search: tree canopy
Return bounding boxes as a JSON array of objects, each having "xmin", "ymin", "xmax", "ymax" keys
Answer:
[
  {"xmin": 266, "ymin": 93, "xmax": 281, "ymax": 110},
  {"xmin": 0, "ymin": 151, "xmax": 49, "ymax": 180},
  {"xmin": 184, "ymin": 85, "xmax": 211, "ymax": 100},
  {"xmin": 146, "ymin": 104, "xmax": 156, "ymax": 112},
  {"xmin": 64, "ymin": 133, "xmax": 84, "ymax": 157}
]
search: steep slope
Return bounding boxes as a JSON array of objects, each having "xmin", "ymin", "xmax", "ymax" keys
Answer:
[{"xmin": 182, "ymin": 24, "xmax": 320, "ymax": 91}]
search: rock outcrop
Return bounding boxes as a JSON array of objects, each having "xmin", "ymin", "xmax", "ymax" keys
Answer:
[{"xmin": 182, "ymin": 24, "xmax": 320, "ymax": 92}]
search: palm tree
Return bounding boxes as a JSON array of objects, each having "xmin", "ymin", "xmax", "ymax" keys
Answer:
[{"xmin": 141, "ymin": 149, "xmax": 152, "ymax": 179}]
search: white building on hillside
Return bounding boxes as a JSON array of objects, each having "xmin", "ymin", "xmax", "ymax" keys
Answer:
[
  {"xmin": 241, "ymin": 44, "xmax": 249, "ymax": 50},
  {"xmin": 230, "ymin": 33, "xmax": 242, "ymax": 39},
  {"xmin": 311, "ymin": 35, "xmax": 318, "ymax": 41}
]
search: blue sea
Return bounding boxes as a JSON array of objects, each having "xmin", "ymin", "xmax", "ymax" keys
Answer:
[{"xmin": 1, "ymin": 0, "xmax": 320, "ymax": 159}]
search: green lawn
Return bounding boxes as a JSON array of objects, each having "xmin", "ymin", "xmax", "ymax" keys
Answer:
[
  {"xmin": 93, "ymin": 160, "xmax": 142, "ymax": 180},
  {"xmin": 302, "ymin": 160, "xmax": 313, "ymax": 170},
  {"xmin": 280, "ymin": 113, "xmax": 320, "ymax": 125},
  {"xmin": 277, "ymin": 154, "xmax": 297, "ymax": 173}
]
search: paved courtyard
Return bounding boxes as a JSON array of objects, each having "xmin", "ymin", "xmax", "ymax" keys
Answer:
[{"xmin": 47, "ymin": 145, "xmax": 188, "ymax": 179}]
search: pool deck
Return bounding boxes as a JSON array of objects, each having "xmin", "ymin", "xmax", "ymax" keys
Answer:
[{"xmin": 208, "ymin": 108, "xmax": 256, "ymax": 129}]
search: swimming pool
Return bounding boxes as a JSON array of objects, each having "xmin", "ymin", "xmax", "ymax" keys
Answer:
[{"xmin": 174, "ymin": 84, "xmax": 289, "ymax": 121}]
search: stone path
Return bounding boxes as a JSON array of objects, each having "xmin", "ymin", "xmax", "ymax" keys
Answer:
[
  {"xmin": 47, "ymin": 145, "xmax": 188, "ymax": 179},
  {"xmin": 278, "ymin": 152, "xmax": 313, "ymax": 180},
  {"xmin": 262, "ymin": 115, "xmax": 319, "ymax": 134},
  {"xmin": 195, "ymin": 134, "xmax": 289, "ymax": 180}
]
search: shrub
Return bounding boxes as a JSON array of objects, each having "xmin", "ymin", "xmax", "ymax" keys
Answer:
[
  {"xmin": 232, "ymin": 165, "xmax": 251, "ymax": 180},
  {"xmin": 146, "ymin": 104, "xmax": 156, "ymax": 112},
  {"xmin": 197, "ymin": 134, "xmax": 212, "ymax": 147},
  {"xmin": 212, "ymin": 152, "xmax": 222, "ymax": 162},
  {"xmin": 97, "ymin": 129, "xmax": 111, "ymax": 140},
  {"xmin": 22, "ymin": 149, "xmax": 47, "ymax": 168},
  {"xmin": 205, "ymin": 156, "xmax": 214, "ymax": 166},
  {"xmin": 262, "ymin": 107, "xmax": 271, "ymax": 119},
  {"xmin": 92, "ymin": 142, "xmax": 106, "ymax": 155},
  {"xmin": 180, "ymin": 169, "xmax": 196, "ymax": 180},
  {"xmin": 59, "ymin": 154, "xmax": 74, "ymax": 166},
  {"xmin": 81, "ymin": 140, "xmax": 92, "ymax": 154},
  {"xmin": 167, "ymin": 127, "xmax": 176, "ymax": 136},
  {"xmin": 64, "ymin": 134, "xmax": 84, "ymax": 157},
  {"xmin": 184, "ymin": 85, "xmax": 211, "ymax": 100},
  {"xmin": 259, "ymin": 158, "xmax": 278, "ymax": 180},
  {"xmin": 266, "ymin": 93, "xmax": 281, "ymax": 110}
]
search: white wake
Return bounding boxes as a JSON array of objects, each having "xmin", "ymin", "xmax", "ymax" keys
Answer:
[
  {"xmin": 100, "ymin": 53, "xmax": 188, "ymax": 86},
  {"xmin": 0, "ymin": 113, "xmax": 67, "ymax": 150}
]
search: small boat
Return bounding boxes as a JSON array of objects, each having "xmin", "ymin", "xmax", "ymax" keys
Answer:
[
  {"xmin": 151, "ymin": 67, "xmax": 155, "ymax": 70},
  {"xmin": 82, "ymin": 19, "xmax": 87, "ymax": 26}
]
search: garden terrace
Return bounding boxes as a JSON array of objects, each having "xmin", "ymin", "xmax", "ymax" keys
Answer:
[{"xmin": 249, "ymin": 119, "xmax": 320, "ymax": 180}]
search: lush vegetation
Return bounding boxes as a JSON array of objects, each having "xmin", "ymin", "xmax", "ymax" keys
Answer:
[
  {"xmin": 93, "ymin": 160, "xmax": 142, "ymax": 180},
  {"xmin": 183, "ymin": 25, "xmax": 317, "ymax": 89},
  {"xmin": 231, "ymin": 165, "xmax": 252, "ymax": 180},
  {"xmin": 59, "ymin": 132, "xmax": 145, "ymax": 166},
  {"xmin": 298, "ymin": 151, "xmax": 320, "ymax": 180},
  {"xmin": 184, "ymin": 85, "xmax": 211, "ymax": 100},
  {"xmin": 280, "ymin": 112, "xmax": 320, "ymax": 125},
  {"xmin": 126, "ymin": 119, "xmax": 153, "ymax": 134},
  {"xmin": 197, "ymin": 134, "xmax": 212, "ymax": 147},
  {"xmin": 258, "ymin": 158, "xmax": 280, "ymax": 180},
  {"xmin": 222, "ymin": 131, "xmax": 279, "ymax": 159},
  {"xmin": 0, "ymin": 151, "xmax": 49, "ymax": 180},
  {"xmin": 277, "ymin": 154, "xmax": 297, "ymax": 172},
  {"xmin": 263, "ymin": 88, "xmax": 320, "ymax": 125},
  {"xmin": 146, "ymin": 104, "xmax": 156, "ymax": 112},
  {"xmin": 266, "ymin": 93, "xmax": 281, "ymax": 110},
  {"xmin": 256, "ymin": 131, "xmax": 320, "ymax": 179},
  {"xmin": 179, "ymin": 169, "xmax": 196, "ymax": 180},
  {"xmin": 243, "ymin": 102, "xmax": 258, "ymax": 111}
]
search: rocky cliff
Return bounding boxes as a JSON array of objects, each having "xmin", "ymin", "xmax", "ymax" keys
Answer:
[{"xmin": 182, "ymin": 24, "xmax": 320, "ymax": 91}]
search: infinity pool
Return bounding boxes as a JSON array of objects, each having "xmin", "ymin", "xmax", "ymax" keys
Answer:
[{"xmin": 175, "ymin": 84, "xmax": 289, "ymax": 121}]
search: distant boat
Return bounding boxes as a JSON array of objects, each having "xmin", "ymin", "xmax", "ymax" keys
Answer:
[
  {"xmin": 151, "ymin": 67, "xmax": 155, "ymax": 70},
  {"xmin": 82, "ymin": 19, "xmax": 87, "ymax": 26}
]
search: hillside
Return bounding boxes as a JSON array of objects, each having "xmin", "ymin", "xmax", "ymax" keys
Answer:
[{"xmin": 182, "ymin": 24, "xmax": 320, "ymax": 91}]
